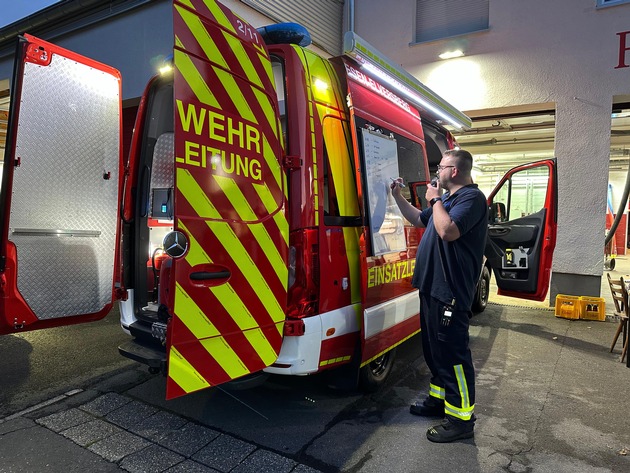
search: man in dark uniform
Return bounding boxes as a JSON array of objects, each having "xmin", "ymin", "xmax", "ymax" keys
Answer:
[{"xmin": 391, "ymin": 149, "xmax": 487, "ymax": 443}]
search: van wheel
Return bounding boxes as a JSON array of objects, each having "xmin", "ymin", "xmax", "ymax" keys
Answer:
[
  {"xmin": 359, "ymin": 348, "xmax": 396, "ymax": 393},
  {"xmin": 472, "ymin": 266, "xmax": 490, "ymax": 313}
]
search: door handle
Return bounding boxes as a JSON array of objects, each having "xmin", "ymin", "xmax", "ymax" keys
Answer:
[
  {"xmin": 489, "ymin": 227, "xmax": 510, "ymax": 235},
  {"xmin": 190, "ymin": 271, "xmax": 231, "ymax": 281},
  {"xmin": 188, "ymin": 264, "xmax": 232, "ymax": 286}
]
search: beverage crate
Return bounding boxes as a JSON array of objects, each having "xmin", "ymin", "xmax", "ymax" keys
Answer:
[
  {"xmin": 554, "ymin": 295, "xmax": 580, "ymax": 319},
  {"xmin": 578, "ymin": 296, "xmax": 606, "ymax": 321}
]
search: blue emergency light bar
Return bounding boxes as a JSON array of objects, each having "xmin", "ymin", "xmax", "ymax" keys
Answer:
[{"xmin": 257, "ymin": 23, "xmax": 312, "ymax": 47}]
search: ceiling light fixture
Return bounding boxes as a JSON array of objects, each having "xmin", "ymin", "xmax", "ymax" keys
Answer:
[{"xmin": 438, "ymin": 50, "xmax": 465, "ymax": 60}]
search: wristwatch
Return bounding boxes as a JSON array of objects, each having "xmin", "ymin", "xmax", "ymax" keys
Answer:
[{"xmin": 429, "ymin": 196, "xmax": 442, "ymax": 207}]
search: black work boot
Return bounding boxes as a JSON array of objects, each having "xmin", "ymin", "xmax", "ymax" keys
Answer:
[
  {"xmin": 426, "ymin": 416, "xmax": 474, "ymax": 443},
  {"xmin": 409, "ymin": 397, "xmax": 445, "ymax": 418}
]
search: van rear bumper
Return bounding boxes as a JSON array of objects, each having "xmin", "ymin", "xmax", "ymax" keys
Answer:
[{"xmin": 265, "ymin": 304, "xmax": 361, "ymax": 376}]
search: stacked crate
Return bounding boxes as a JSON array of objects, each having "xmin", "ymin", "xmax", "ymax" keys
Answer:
[{"xmin": 554, "ymin": 295, "xmax": 605, "ymax": 321}]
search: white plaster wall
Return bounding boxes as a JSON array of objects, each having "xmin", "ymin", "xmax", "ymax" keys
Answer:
[{"xmin": 355, "ymin": 0, "xmax": 630, "ymax": 278}]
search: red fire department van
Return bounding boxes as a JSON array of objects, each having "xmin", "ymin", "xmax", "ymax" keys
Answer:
[{"xmin": 0, "ymin": 0, "xmax": 557, "ymax": 400}]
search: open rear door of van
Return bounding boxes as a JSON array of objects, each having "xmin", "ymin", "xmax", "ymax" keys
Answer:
[
  {"xmin": 486, "ymin": 159, "xmax": 557, "ymax": 301},
  {"xmin": 166, "ymin": 0, "xmax": 288, "ymax": 399},
  {"xmin": 0, "ymin": 35, "xmax": 122, "ymax": 335}
]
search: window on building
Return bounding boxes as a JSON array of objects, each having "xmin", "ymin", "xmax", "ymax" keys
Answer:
[
  {"xmin": 597, "ymin": 0, "xmax": 630, "ymax": 7},
  {"xmin": 415, "ymin": 0, "xmax": 489, "ymax": 44}
]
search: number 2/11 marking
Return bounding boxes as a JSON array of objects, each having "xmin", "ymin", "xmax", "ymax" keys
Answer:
[{"xmin": 236, "ymin": 19, "xmax": 260, "ymax": 45}]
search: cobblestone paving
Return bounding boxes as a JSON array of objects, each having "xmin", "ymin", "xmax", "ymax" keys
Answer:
[{"xmin": 33, "ymin": 392, "xmax": 322, "ymax": 473}]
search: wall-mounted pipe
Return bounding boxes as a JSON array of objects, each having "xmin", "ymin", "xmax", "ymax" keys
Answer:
[{"xmin": 347, "ymin": 0, "xmax": 355, "ymax": 32}]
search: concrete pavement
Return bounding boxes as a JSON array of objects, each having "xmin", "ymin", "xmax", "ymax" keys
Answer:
[{"xmin": 1, "ymin": 303, "xmax": 629, "ymax": 472}]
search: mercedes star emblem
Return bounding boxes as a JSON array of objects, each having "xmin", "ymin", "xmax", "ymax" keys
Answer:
[{"xmin": 162, "ymin": 231, "xmax": 189, "ymax": 258}]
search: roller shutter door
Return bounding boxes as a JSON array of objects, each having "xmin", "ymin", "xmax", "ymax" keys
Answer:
[{"xmin": 241, "ymin": 0, "xmax": 344, "ymax": 55}]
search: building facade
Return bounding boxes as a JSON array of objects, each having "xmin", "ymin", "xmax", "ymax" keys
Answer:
[{"xmin": 353, "ymin": 0, "xmax": 630, "ymax": 301}]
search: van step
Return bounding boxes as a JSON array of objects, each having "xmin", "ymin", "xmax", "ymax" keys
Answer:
[{"xmin": 118, "ymin": 339, "xmax": 166, "ymax": 373}]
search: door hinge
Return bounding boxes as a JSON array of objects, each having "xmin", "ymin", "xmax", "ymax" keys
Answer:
[
  {"xmin": 114, "ymin": 287, "xmax": 128, "ymax": 301},
  {"xmin": 283, "ymin": 156, "xmax": 302, "ymax": 169}
]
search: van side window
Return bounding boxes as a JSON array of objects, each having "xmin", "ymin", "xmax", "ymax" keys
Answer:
[
  {"xmin": 322, "ymin": 117, "xmax": 361, "ymax": 225},
  {"xmin": 423, "ymin": 122, "xmax": 450, "ymax": 174},
  {"xmin": 492, "ymin": 166, "xmax": 550, "ymax": 221},
  {"xmin": 354, "ymin": 117, "xmax": 426, "ymax": 255},
  {"xmin": 271, "ymin": 56, "xmax": 287, "ymax": 148}
]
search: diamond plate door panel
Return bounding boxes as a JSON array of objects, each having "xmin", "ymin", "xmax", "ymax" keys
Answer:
[
  {"xmin": 151, "ymin": 133, "xmax": 174, "ymax": 189},
  {"xmin": 9, "ymin": 54, "xmax": 120, "ymax": 320}
]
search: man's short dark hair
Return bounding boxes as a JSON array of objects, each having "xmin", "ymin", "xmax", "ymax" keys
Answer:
[{"xmin": 444, "ymin": 149, "xmax": 473, "ymax": 174}]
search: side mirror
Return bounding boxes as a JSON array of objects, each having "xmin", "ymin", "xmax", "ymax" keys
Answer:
[{"xmin": 490, "ymin": 202, "xmax": 507, "ymax": 223}]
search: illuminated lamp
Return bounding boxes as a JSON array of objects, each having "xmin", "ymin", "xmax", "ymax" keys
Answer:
[
  {"xmin": 159, "ymin": 54, "xmax": 174, "ymax": 75},
  {"xmin": 159, "ymin": 64, "xmax": 173, "ymax": 75},
  {"xmin": 438, "ymin": 49, "xmax": 465, "ymax": 60},
  {"xmin": 343, "ymin": 31, "xmax": 471, "ymax": 130}
]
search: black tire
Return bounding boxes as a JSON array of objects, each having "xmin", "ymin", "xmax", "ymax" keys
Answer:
[
  {"xmin": 472, "ymin": 265, "xmax": 491, "ymax": 313},
  {"xmin": 610, "ymin": 258, "xmax": 616, "ymax": 270},
  {"xmin": 358, "ymin": 348, "xmax": 396, "ymax": 393}
]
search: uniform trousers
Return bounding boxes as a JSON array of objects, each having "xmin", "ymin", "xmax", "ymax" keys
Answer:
[{"xmin": 420, "ymin": 295, "xmax": 475, "ymax": 423}]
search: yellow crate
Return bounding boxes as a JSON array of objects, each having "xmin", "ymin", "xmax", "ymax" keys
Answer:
[
  {"xmin": 579, "ymin": 296, "xmax": 606, "ymax": 321},
  {"xmin": 554, "ymin": 295, "xmax": 580, "ymax": 319}
]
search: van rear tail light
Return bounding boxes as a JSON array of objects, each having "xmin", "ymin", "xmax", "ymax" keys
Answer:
[{"xmin": 287, "ymin": 229, "xmax": 319, "ymax": 320}]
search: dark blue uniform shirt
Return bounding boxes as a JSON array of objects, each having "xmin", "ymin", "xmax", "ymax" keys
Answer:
[{"xmin": 411, "ymin": 184, "xmax": 488, "ymax": 311}]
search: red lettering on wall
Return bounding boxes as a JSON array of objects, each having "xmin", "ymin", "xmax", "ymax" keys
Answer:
[{"xmin": 616, "ymin": 31, "xmax": 630, "ymax": 69}]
